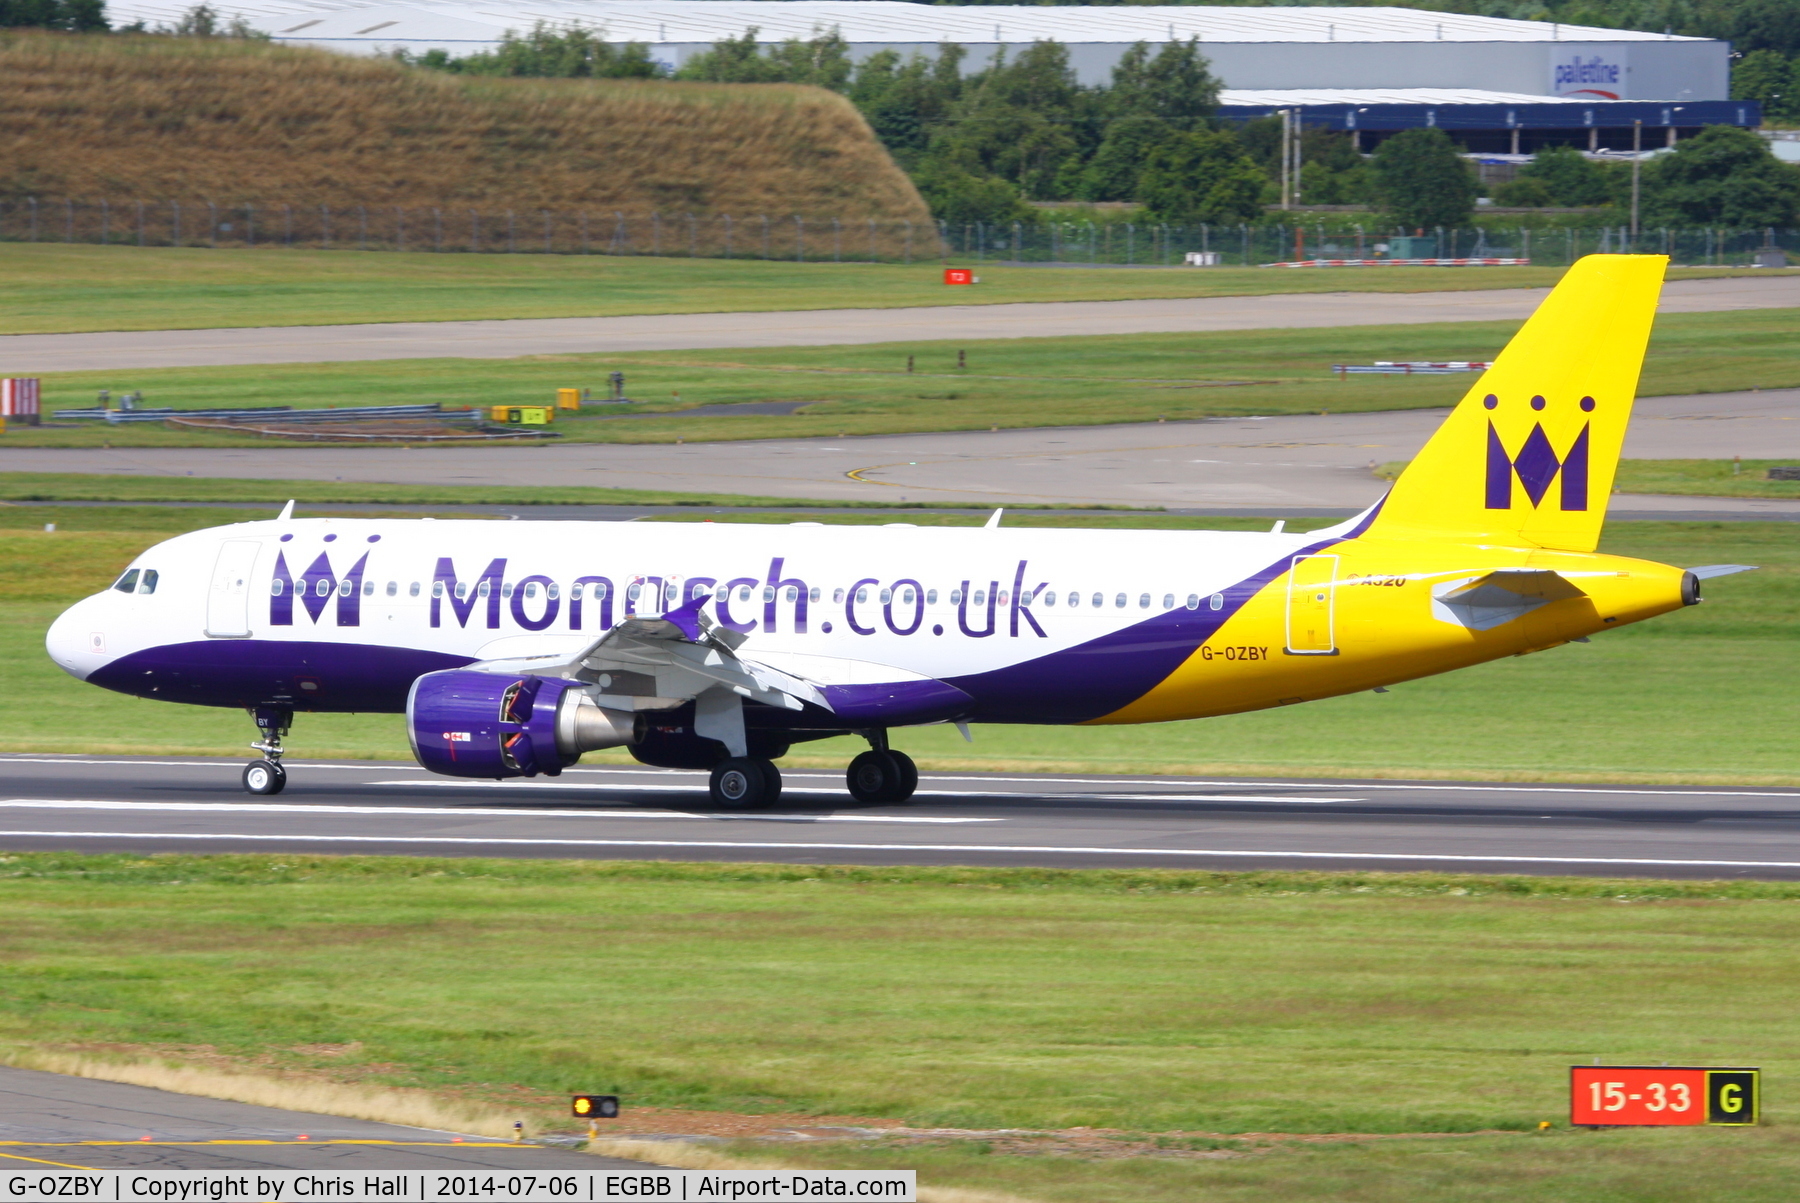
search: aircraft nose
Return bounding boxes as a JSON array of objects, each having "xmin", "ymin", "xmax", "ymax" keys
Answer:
[{"xmin": 45, "ymin": 595, "xmax": 108, "ymax": 681}]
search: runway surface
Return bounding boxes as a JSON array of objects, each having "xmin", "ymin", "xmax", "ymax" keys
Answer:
[
  {"xmin": 8, "ymin": 387, "xmax": 1800, "ymax": 516},
  {"xmin": 0, "ymin": 1066, "xmax": 642, "ymax": 1170},
  {"xmin": 1, "ymin": 274, "xmax": 1796, "ymax": 372},
  {"xmin": 4, "ymin": 755, "xmax": 1800, "ymax": 880}
]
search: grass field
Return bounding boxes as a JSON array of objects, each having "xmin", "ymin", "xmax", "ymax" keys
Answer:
[
  {"xmin": 0, "ymin": 244, "xmax": 1760, "ymax": 336},
  {"xmin": 9, "ymin": 307, "xmax": 1800, "ymax": 449},
  {"xmin": 2, "ymin": 505, "xmax": 1792, "ymax": 783},
  {"xmin": 3, "ymin": 854, "xmax": 1799, "ymax": 1202}
]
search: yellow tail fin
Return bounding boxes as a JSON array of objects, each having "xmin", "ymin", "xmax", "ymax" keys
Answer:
[{"xmin": 1367, "ymin": 254, "xmax": 1666, "ymax": 553}]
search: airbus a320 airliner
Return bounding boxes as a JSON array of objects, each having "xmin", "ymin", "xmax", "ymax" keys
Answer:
[{"xmin": 45, "ymin": 256, "xmax": 1748, "ymax": 806}]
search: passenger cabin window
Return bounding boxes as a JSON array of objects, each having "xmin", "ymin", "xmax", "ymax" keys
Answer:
[
  {"xmin": 138, "ymin": 570, "xmax": 159, "ymax": 595},
  {"xmin": 113, "ymin": 569, "xmax": 140, "ymax": 594}
]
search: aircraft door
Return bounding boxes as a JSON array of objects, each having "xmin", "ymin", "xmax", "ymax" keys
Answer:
[
  {"xmin": 1285, "ymin": 554, "xmax": 1338, "ymax": 655},
  {"xmin": 205, "ymin": 540, "xmax": 261, "ymax": 638}
]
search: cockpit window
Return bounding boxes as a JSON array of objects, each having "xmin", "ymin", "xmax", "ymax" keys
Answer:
[
  {"xmin": 138, "ymin": 570, "xmax": 159, "ymax": 595},
  {"xmin": 113, "ymin": 569, "xmax": 140, "ymax": 594}
]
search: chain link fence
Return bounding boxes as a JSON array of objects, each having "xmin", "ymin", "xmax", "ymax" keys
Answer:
[{"xmin": 2, "ymin": 198, "xmax": 1793, "ymax": 268}]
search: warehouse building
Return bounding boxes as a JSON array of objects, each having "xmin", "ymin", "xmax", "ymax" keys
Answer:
[{"xmin": 105, "ymin": 2, "xmax": 1755, "ymax": 148}]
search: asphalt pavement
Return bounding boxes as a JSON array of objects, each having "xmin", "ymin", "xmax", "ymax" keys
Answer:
[
  {"xmin": 3, "ymin": 755, "xmax": 1798, "ymax": 880},
  {"xmin": 7, "ymin": 387, "xmax": 1800, "ymax": 516},
  {"xmin": 1, "ymin": 274, "xmax": 1797, "ymax": 372},
  {"xmin": 0, "ymin": 1065, "xmax": 643, "ymax": 1171}
]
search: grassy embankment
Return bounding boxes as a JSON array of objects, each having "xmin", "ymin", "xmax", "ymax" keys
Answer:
[
  {"xmin": 1, "ymin": 505, "xmax": 1791, "ymax": 783},
  {"xmin": 3, "ymin": 854, "xmax": 1800, "ymax": 1203},
  {"xmin": 9, "ymin": 307, "xmax": 1800, "ymax": 448},
  {"xmin": 0, "ymin": 33, "xmax": 927, "ymax": 229},
  {"xmin": 0, "ymin": 244, "xmax": 1766, "ymax": 336}
]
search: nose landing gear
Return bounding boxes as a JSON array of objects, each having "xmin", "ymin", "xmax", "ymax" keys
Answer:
[{"xmin": 244, "ymin": 706, "xmax": 291, "ymax": 796}]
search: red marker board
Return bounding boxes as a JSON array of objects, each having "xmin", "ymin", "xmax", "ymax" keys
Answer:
[
  {"xmin": 944, "ymin": 268, "xmax": 974, "ymax": 285},
  {"xmin": 1569, "ymin": 1066, "xmax": 1759, "ymax": 1126}
]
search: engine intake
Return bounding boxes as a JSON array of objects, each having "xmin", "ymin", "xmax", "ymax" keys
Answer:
[{"xmin": 407, "ymin": 670, "xmax": 639, "ymax": 779}]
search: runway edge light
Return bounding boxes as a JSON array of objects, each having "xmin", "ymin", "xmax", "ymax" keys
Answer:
[
  {"xmin": 573, "ymin": 1094, "xmax": 621, "ymax": 1119},
  {"xmin": 1569, "ymin": 1066, "xmax": 1759, "ymax": 1126}
]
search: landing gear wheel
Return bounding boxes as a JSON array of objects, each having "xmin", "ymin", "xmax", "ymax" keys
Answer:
[
  {"xmin": 886, "ymin": 750, "xmax": 919, "ymax": 803},
  {"xmin": 243, "ymin": 759, "xmax": 286, "ymax": 795},
  {"xmin": 758, "ymin": 760, "xmax": 784, "ymax": 807},
  {"xmin": 847, "ymin": 750, "xmax": 907, "ymax": 804},
  {"xmin": 710, "ymin": 757, "xmax": 773, "ymax": 808}
]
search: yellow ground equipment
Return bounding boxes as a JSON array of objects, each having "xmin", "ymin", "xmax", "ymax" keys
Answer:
[{"xmin": 490, "ymin": 405, "xmax": 554, "ymax": 425}]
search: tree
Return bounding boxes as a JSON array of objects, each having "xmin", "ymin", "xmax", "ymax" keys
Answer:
[
  {"xmin": 1106, "ymin": 38, "xmax": 1219, "ymax": 130},
  {"xmin": 1492, "ymin": 176, "xmax": 1558, "ymax": 206},
  {"xmin": 1515, "ymin": 145, "xmax": 1615, "ymax": 206},
  {"xmin": 0, "ymin": 0, "xmax": 105, "ymax": 31},
  {"xmin": 1077, "ymin": 115, "xmax": 1175, "ymax": 201},
  {"xmin": 160, "ymin": 4, "xmax": 262, "ymax": 38},
  {"xmin": 910, "ymin": 154, "xmax": 1034, "ymax": 227},
  {"xmin": 1370, "ymin": 128, "xmax": 1477, "ymax": 228},
  {"xmin": 848, "ymin": 45, "xmax": 966, "ymax": 162},
  {"xmin": 1136, "ymin": 128, "xmax": 1268, "ymax": 224},
  {"xmin": 1732, "ymin": 49, "xmax": 1799, "ymax": 122},
  {"xmin": 421, "ymin": 22, "xmax": 658, "ymax": 78},
  {"xmin": 673, "ymin": 27, "xmax": 851, "ymax": 89},
  {"xmin": 1641, "ymin": 123, "xmax": 1800, "ymax": 226},
  {"xmin": 926, "ymin": 41, "xmax": 1089, "ymax": 200}
]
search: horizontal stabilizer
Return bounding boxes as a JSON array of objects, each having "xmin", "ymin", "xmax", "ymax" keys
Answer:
[
  {"xmin": 1432, "ymin": 569, "xmax": 1586, "ymax": 631},
  {"xmin": 1686, "ymin": 564, "xmax": 1757, "ymax": 580}
]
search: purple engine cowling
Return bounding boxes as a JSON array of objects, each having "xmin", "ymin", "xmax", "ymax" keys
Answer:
[{"xmin": 407, "ymin": 670, "xmax": 636, "ymax": 779}]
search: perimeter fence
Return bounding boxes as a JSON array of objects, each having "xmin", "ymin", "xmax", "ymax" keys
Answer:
[{"xmin": 2, "ymin": 197, "xmax": 1795, "ymax": 268}]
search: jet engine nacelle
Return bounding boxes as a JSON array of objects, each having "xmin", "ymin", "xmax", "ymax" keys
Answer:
[{"xmin": 407, "ymin": 670, "xmax": 639, "ymax": 779}]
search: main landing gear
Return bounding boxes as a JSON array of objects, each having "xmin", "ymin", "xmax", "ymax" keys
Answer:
[
  {"xmin": 846, "ymin": 730, "xmax": 918, "ymax": 805},
  {"xmin": 243, "ymin": 706, "xmax": 291, "ymax": 796},
  {"xmin": 709, "ymin": 757, "xmax": 783, "ymax": 808},
  {"xmin": 702, "ymin": 731, "xmax": 920, "ymax": 808}
]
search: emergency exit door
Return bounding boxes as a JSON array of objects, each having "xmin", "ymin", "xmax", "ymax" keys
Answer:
[
  {"xmin": 205, "ymin": 540, "xmax": 260, "ymax": 638},
  {"xmin": 1285, "ymin": 554, "xmax": 1338, "ymax": 655}
]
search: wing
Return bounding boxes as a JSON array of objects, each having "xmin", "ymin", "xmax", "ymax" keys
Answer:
[{"xmin": 472, "ymin": 595, "xmax": 829, "ymax": 715}]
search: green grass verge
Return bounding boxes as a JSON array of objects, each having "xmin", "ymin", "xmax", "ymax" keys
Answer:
[
  {"xmin": 8, "ymin": 307, "xmax": 1796, "ymax": 449},
  {"xmin": 720, "ymin": 1128, "xmax": 1800, "ymax": 1203},
  {"xmin": 0, "ymin": 476, "xmax": 1038, "ymax": 509},
  {"xmin": 2, "ymin": 853, "xmax": 1799, "ymax": 1202},
  {"xmin": 1, "ymin": 506, "xmax": 1794, "ymax": 782},
  {"xmin": 0, "ymin": 244, "xmax": 1760, "ymax": 336}
]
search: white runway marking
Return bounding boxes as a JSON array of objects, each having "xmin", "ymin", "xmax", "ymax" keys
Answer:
[
  {"xmin": 4, "ymin": 757, "xmax": 1794, "ymax": 800},
  {"xmin": 371, "ymin": 780, "xmax": 1360, "ymax": 804},
  {"xmin": 0, "ymin": 827, "xmax": 1796, "ymax": 870},
  {"xmin": 0, "ymin": 799, "xmax": 996, "ymax": 825}
]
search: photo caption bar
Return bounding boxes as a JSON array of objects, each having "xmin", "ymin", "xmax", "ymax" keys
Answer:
[{"xmin": 2, "ymin": 1173, "xmax": 915, "ymax": 1203}]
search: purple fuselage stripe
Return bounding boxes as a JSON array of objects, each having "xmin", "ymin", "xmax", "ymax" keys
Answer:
[
  {"xmin": 944, "ymin": 531, "xmax": 1352, "ymax": 724},
  {"xmin": 87, "ymin": 640, "xmax": 474, "ymax": 713}
]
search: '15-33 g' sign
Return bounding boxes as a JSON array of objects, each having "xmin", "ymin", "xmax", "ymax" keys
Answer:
[{"xmin": 1569, "ymin": 1066, "xmax": 1759, "ymax": 1126}]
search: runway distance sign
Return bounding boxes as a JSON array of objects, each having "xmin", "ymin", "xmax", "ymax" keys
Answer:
[
  {"xmin": 0, "ymin": 1172, "xmax": 915, "ymax": 1203},
  {"xmin": 1569, "ymin": 1066, "xmax": 1760, "ymax": 1126}
]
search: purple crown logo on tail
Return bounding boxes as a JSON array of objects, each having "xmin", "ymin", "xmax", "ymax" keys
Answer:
[{"xmin": 1483, "ymin": 393, "xmax": 1592, "ymax": 512}]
